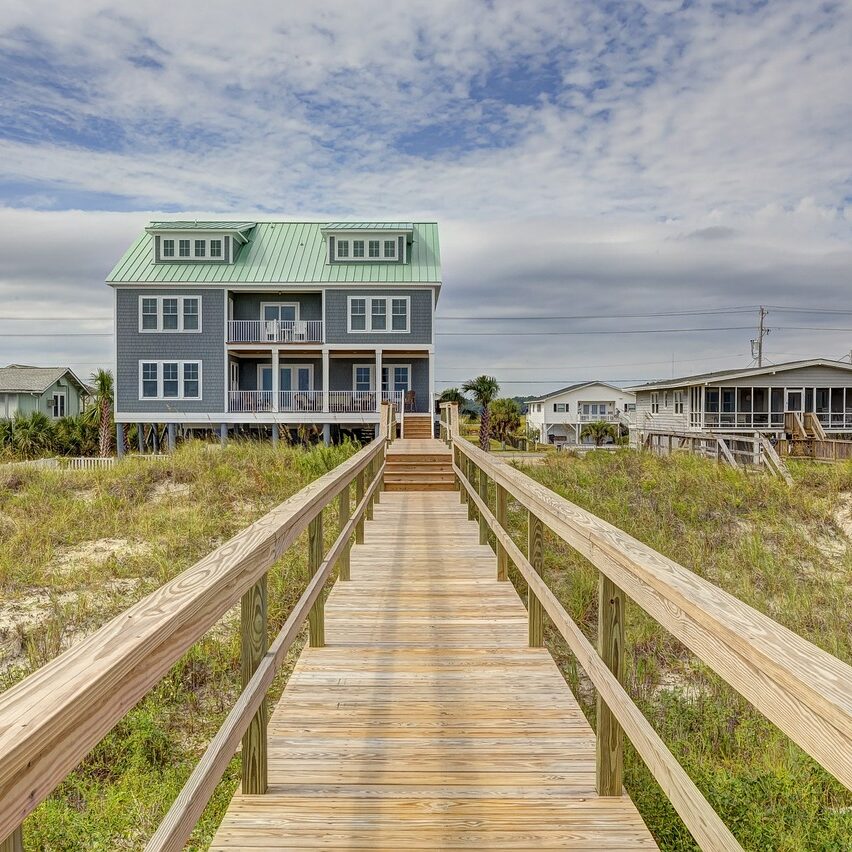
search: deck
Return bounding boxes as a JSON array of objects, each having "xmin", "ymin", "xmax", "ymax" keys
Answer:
[{"xmin": 211, "ymin": 488, "xmax": 655, "ymax": 850}]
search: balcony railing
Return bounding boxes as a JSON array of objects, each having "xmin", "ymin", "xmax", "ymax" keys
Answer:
[
  {"xmin": 227, "ymin": 389, "xmax": 403, "ymax": 414},
  {"xmin": 701, "ymin": 411, "xmax": 852, "ymax": 430},
  {"xmin": 577, "ymin": 413, "xmax": 619, "ymax": 422},
  {"xmin": 227, "ymin": 320, "xmax": 323, "ymax": 344}
]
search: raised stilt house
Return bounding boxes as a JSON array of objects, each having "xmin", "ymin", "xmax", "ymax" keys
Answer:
[
  {"xmin": 107, "ymin": 221, "xmax": 440, "ymax": 444},
  {"xmin": 629, "ymin": 359, "xmax": 852, "ymax": 440}
]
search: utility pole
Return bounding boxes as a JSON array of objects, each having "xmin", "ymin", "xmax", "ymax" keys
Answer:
[{"xmin": 751, "ymin": 306, "xmax": 769, "ymax": 367}]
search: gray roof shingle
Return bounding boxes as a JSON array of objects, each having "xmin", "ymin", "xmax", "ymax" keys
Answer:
[{"xmin": 0, "ymin": 366, "xmax": 85, "ymax": 394}]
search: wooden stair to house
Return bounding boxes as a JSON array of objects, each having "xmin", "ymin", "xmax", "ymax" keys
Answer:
[
  {"xmin": 402, "ymin": 413, "xmax": 434, "ymax": 439},
  {"xmin": 384, "ymin": 438, "xmax": 456, "ymax": 491}
]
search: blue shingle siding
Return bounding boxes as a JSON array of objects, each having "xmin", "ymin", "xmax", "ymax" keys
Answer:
[
  {"xmin": 324, "ymin": 289, "xmax": 432, "ymax": 345},
  {"xmin": 115, "ymin": 288, "xmax": 225, "ymax": 414},
  {"xmin": 231, "ymin": 293, "xmax": 322, "ymax": 321}
]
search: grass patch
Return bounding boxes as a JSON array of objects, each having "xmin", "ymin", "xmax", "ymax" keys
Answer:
[
  {"xmin": 503, "ymin": 450, "xmax": 852, "ymax": 850},
  {"xmin": 0, "ymin": 438, "xmax": 360, "ymax": 850}
]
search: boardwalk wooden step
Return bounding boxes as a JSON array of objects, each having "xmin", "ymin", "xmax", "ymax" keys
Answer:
[{"xmin": 211, "ymin": 490, "xmax": 656, "ymax": 850}]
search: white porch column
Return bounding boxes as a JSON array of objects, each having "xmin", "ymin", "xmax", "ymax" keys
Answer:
[
  {"xmin": 375, "ymin": 349, "xmax": 382, "ymax": 413},
  {"xmin": 322, "ymin": 348, "xmax": 330, "ymax": 413},
  {"xmin": 272, "ymin": 348, "xmax": 280, "ymax": 412}
]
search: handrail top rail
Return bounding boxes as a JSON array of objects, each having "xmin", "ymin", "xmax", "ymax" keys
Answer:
[
  {"xmin": 0, "ymin": 406, "xmax": 392, "ymax": 832},
  {"xmin": 440, "ymin": 403, "xmax": 852, "ymax": 790}
]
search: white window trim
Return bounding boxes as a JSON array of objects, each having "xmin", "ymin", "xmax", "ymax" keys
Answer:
[
  {"xmin": 138, "ymin": 295, "xmax": 202, "ymax": 333},
  {"xmin": 331, "ymin": 234, "xmax": 403, "ymax": 262},
  {"xmin": 553, "ymin": 402, "xmax": 568, "ymax": 413},
  {"xmin": 352, "ymin": 364, "xmax": 375, "ymax": 391},
  {"xmin": 138, "ymin": 360, "xmax": 203, "ymax": 400},
  {"xmin": 381, "ymin": 363, "xmax": 412, "ymax": 393},
  {"xmin": 159, "ymin": 234, "xmax": 227, "ymax": 262},
  {"xmin": 650, "ymin": 392, "xmax": 660, "ymax": 414},
  {"xmin": 347, "ymin": 295, "xmax": 410, "ymax": 333},
  {"xmin": 260, "ymin": 301, "xmax": 300, "ymax": 321},
  {"xmin": 50, "ymin": 390, "xmax": 67, "ymax": 419},
  {"xmin": 257, "ymin": 363, "xmax": 315, "ymax": 390}
]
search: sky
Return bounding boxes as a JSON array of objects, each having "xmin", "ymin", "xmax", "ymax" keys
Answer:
[{"xmin": 0, "ymin": 0, "xmax": 851, "ymax": 395}]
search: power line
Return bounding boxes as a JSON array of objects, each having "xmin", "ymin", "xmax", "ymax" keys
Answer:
[
  {"xmin": 437, "ymin": 307, "xmax": 760, "ymax": 320},
  {"xmin": 437, "ymin": 325, "xmax": 757, "ymax": 336},
  {"xmin": 0, "ymin": 316, "xmax": 112, "ymax": 321},
  {"xmin": 0, "ymin": 333, "xmax": 113, "ymax": 337}
]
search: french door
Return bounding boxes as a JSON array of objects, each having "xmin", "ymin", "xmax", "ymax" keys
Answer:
[{"xmin": 259, "ymin": 365, "xmax": 313, "ymax": 392}]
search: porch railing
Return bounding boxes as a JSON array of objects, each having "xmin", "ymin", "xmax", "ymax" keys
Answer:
[
  {"xmin": 227, "ymin": 320, "xmax": 323, "ymax": 344},
  {"xmin": 228, "ymin": 390, "xmax": 404, "ymax": 415}
]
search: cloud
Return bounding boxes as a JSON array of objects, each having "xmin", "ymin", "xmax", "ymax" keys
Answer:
[{"xmin": 0, "ymin": 1, "xmax": 850, "ymax": 391}]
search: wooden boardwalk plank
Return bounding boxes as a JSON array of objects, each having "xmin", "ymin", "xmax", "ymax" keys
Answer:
[{"xmin": 211, "ymin": 491, "xmax": 656, "ymax": 850}]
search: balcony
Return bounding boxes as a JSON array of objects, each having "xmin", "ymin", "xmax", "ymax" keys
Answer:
[
  {"xmin": 227, "ymin": 320, "xmax": 323, "ymax": 344},
  {"xmin": 227, "ymin": 390, "xmax": 403, "ymax": 414},
  {"xmin": 577, "ymin": 413, "xmax": 620, "ymax": 423}
]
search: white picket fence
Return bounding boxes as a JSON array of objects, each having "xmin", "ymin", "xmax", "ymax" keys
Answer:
[{"xmin": 0, "ymin": 454, "xmax": 166, "ymax": 472}]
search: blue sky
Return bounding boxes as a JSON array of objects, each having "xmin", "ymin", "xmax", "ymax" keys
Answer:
[{"xmin": 0, "ymin": 0, "xmax": 851, "ymax": 391}]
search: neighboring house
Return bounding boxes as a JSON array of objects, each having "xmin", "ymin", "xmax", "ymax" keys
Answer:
[
  {"xmin": 106, "ymin": 221, "xmax": 440, "ymax": 441},
  {"xmin": 525, "ymin": 382, "xmax": 636, "ymax": 445},
  {"xmin": 0, "ymin": 365, "xmax": 89, "ymax": 419},
  {"xmin": 628, "ymin": 359, "xmax": 852, "ymax": 438}
]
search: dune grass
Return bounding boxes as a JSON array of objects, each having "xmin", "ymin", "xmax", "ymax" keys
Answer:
[
  {"xmin": 0, "ymin": 438, "xmax": 359, "ymax": 850},
  {"xmin": 507, "ymin": 450, "xmax": 852, "ymax": 851}
]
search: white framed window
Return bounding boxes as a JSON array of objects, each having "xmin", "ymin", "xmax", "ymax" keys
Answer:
[
  {"xmin": 210, "ymin": 239, "xmax": 222, "ymax": 257},
  {"xmin": 347, "ymin": 296, "xmax": 410, "ymax": 333},
  {"xmin": 162, "ymin": 297, "xmax": 179, "ymax": 330},
  {"xmin": 353, "ymin": 364, "xmax": 374, "ymax": 392},
  {"xmin": 141, "ymin": 297, "xmax": 158, "ymax": 330},
  {"xmin": 371, "ymin": 299, "xmax": 387, "ymax": 330},
  {"xmin": 158, "ymin": 235, "xmax": 227, "ymax": 262},
  {"xmin": 651, "ymin": 392, "xmax": 660, "ymax": 414},
  {"xmin": 663, "ymin": 391, "xmax": 669, "ymax": 408},
  {"xmin": 162, "ymin": 239, "xmax": 175, "ymax": 257},
  {"xmin": 194, "ymin": 240, "xmax": 205, "ymax": 258},
  {"xmin": 381, "ymin": 364, "xmax": 411, "ymax": 393},
  {"xmin": 349, "ymin": 298, "xmax": 367, "ymax": 331},
  {"xmin": 331, "ymin": 234, "xmax": 403, "ymax": 262},
  {"xmin": 179, "ymin": 239, "xmax": 191, "ymax": 257},
  {"xmin": 50, "ymin": 391, "xmax": 67, "ymax": 418},
  {"xmin": 138, "ymin": 360, "xmax": 202, "ymax": 400},
  {"xmin": 553, "ymin": 402, "xmax": 567, "ymax": 412},
  {"xmin": 138, "ymin": 295, "xmax": 202, "ymax": 333},
  {"xmin": 673, "ymin": 390, "xmax": 684, "ymax": 414}
]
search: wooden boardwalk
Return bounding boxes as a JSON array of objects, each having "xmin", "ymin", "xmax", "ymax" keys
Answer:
[{"xmin": 211, "ymin": 488, "xmax": 655, "ymax": 849}]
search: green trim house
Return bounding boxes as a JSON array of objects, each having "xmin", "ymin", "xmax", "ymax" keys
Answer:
[
  {"xmin": 106, "ymin": 220, "xmax": 441, "ymax": 443},
  {"xmin": 0, "ymin": 366, "xmax": 89, "ymax": 419}
]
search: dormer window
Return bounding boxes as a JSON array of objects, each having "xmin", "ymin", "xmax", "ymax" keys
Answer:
[
  {"xmin": 148, "ymin": 221, "xmax": 255, "ymax": 265},
  {"xmin": 331, "ymin": 233, "xmax": 402, "ymax": 262}
]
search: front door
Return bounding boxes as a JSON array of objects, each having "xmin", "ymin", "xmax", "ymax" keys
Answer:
[{"xmin": 786, "ymin": 389, "xmax": 804, "ymax": 412}]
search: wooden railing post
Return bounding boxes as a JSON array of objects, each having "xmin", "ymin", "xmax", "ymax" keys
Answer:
[
  {"xmin": 240, "ymin": 574, "xmax": 268, "ymax": 794},
  {"xmin": 338, "ymin": 482, "xmax": 351, "ymax": 581},
  {"xmin": 374, "ymin": 453, "xmax": 382, "ymax": 505},
  {"xmin": 495, "ymin": 484, "xmax": 508, "ymax": 581},
  {"xmin": 527, "ymin": 511, "xmax": 544, "ymax": 647},
  {"xmin": 596, "ymin": 573, "xmax": 624, "ymax": 796},
  {"xmin": 308, "ymin": 513, "xmax": 325, "ymax": 647},
  {"xmin": 478, "ymin": 469, "xmax": 489, "ymax": 545},
  {"xmin": 366, "ymin": 458, "xmax": 375, "ymax": 521},
  {"xmin": 467, "ymin": 459, "xmax": 476, "ymax": 521},
  {"xmin": 355, "ymin": 470, "xmax": 365, "ymax": 543},
  {"xmin": 455, "ymin": 446, "xmax": 465, "ymax": 503}
]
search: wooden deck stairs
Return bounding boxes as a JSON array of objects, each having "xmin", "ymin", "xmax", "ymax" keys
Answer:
[
  {"xmin": 384, "ymin": 438, "xmax": 456, "ymax": 492},
  {"xmin": 402, "ymin": 412, "xmax": 434, "ymax": 439}
]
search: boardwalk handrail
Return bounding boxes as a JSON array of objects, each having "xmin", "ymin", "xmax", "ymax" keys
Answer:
[
  {"xmin": 439, "ymin": 402, "xmax": 852, "ymax": 851},
  {"xmin": 0, "ymin": 404, "xmax": 395, "ymax": 849}
]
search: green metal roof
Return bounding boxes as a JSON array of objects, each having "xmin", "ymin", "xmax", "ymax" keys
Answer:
[
  {"xmin": 107, "ymin": 221, "xmax": 441, "ymax": 285},
  {"xmin": 145, "ymin": 221, "xmax": 256, "ymax": 232},
  {"xmin": 322, "ymin": 222, "xmax": 413, "ymax": 231}
]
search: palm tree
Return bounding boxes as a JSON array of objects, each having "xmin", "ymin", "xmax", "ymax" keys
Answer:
[
  {"xmin": 11, "ymin": 412, "xmax": 55, "ymax": 459},
  {"xmin": 88, "ymin": 369, "xmax": 115, "ymax": 457},
  {"xmin": 489, "ymin": 398, "xmax": 521, "ymax": 449},
  {"xmin": 462, "ymin": 376, "xmax": 500, "ymax": 451},
  {"xmin": 580, "ymin": 420, "xmax": 618, "ymax": 447},
  {"xmin": 438, "ymin": 387, "xmax": 467, "ymax": 410}
]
